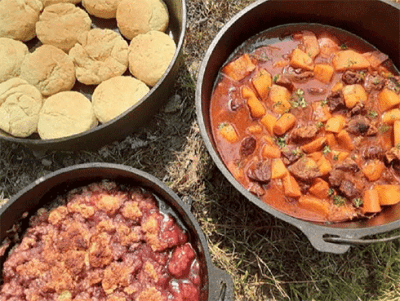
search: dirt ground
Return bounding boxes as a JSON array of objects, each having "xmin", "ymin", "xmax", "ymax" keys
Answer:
[{"xmin": 1, "ymin": 0, "xmax": 400, "ymax": 300}]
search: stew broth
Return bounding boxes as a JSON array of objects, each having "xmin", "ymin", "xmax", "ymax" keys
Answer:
[{"xmin": 210, "ymin": 24, "xmax": 400, "ymax": 222}]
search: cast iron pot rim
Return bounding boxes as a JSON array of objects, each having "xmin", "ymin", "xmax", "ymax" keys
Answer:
[
  {"xmin": 0, "ymin": 0, "xmax": 187, "ymax": 147},
  {"xmin": 195, "ymin": 0, "xmax": 400, "ymax": 253},
  {"xmin": 0, "ymin": 162, "xmax": 232, "ymax": 300}
]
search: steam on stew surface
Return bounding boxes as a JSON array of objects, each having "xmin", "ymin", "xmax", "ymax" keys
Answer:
[{"xmin": 210, "ymin": 24, "xmax": 400, "ymax": 222}]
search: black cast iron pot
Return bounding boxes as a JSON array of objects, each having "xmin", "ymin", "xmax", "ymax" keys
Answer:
[
  {"xmin": 0, "ymin": 0, "xmax": 186, "ymax": 151},
  {"xmin": 0, "ymin": 163, "xmax": 233, "ymax": 301},
  {"xmin": 196, "ymin": 0, "xmax": 400, "ymax": 254}
]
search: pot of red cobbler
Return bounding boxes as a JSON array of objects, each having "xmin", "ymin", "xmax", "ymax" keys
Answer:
[
  {"xmin": 0, "ymin": 163, "xmax": 233, "ymax": 300},
  {"xmin": 196, "ymin": 0, "xmax": 400, "ymax": 253}
]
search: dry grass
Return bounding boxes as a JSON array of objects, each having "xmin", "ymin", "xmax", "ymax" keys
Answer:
[{"xmin": 1, "ymin": 0, "xmax": 400, "ymax": 300}]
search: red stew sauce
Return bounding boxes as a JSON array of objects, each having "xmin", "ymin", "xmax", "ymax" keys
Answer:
[
  {"xmin": 210, "ymin": 24, "xmax": 400, "ymax": 222},
  {"xmin": 0, "ymin": 181, "xmax": 202, "ymax": 301}
]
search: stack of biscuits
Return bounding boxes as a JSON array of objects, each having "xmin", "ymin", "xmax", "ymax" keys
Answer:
[{"xmin": 0, "ymin": 0, "xmax": 176, "ymax": 140}]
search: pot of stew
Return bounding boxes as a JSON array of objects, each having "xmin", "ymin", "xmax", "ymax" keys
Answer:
[
  {"xmin": 196, "ymin": 0, "xmax": 400, "ymax": 253},
  {"xmin": 0, "ymin": 163, "xmax": 233, "ymax": 300}
]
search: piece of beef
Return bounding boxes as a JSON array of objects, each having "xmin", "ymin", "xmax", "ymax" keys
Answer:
[
  {"xmin": 342, "ymin": 70, "xmax": 364, "ymax": 85},
  {"xmin": 290, "ymin": 125, "xmax": 319, "ymax": 142},
  {"xmin": 247, "ymin": 160, "xmax": 271, "ymax": 183},
  {"xmin": 298, "ymin": 181, "xmax": 311, "ymax": 194},
  {"xmin": 285, "ymin": 66, "xmax": 314, "ymax": 82},
  {"xmin": 364, "ymin": 72, "xmax": 385, "ymax": 92},
  {"xmin": 248, "ymin": 182, "xmax": 265, "ymax": 196},
  {"xmin": 240, "ymin": 137, "xmax": 256, "ymax": 157},
  {"xmin": 339, "ymin": 180, "xmax": 361, "ymax": 199},
  {"xmin": 385, "ymin": 147, "xmax": 400, "ymax": 164},
  {"xmin": 362, "ymin": 146, "xmax": 384, "ymax": 160},
  {"xmin": 385, "ymin": 76, "xmax": 400, "ymax": 92},
  {"xmin": 287, "ymin": 157, "xmax": 321, "ymax": 182},
  {"xmin": 346, "ymin": 116, "xmax": 371, "ymax": 135},
  {"xmin": 275, "ymin": 75, "xmax": 294, "ymax": 92},
  {"xmin": 307, "ymin": 88, "xmax": 326, "ymax": 95},
  {"xmin": 336, "ymin": 158, "xmax": 360, "ymax": 173},
  {"xmin": 349, "ymin": 102, "xmax": 367, "ymax": 116},
  {"xmin": 281, "ymin": 146, "xmax": 303, "ymax": 165},
  {"xmin": 329, "ymin": 169, "xmax": 344, "ymax": 187},
  {"xmin": 327, "ymin": 90, "xmax": 345, "ymax": 112}
]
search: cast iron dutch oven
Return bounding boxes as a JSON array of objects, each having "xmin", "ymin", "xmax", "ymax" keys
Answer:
[
  {"xmin": 196, "ymin": 0, "xmax": 400, "ymax": 253},
  {"xmin": 0, "ymin": 163, "xmax": 233, "ymax": 300},
  {"xmin": 0, "ymin": 0, "xmax": 186, "ymax": 151}
]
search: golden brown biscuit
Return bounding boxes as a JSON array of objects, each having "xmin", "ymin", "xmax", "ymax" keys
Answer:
[
  {"xmin": 0, "ymin": 78, "xmax": 43, "ymax": 137},
  {"xmin": 19, "ymin": 44, "xmax": 76, "ymax": 97},
  {"xmin": 36, "ymin": 3, "xmax": 92, "ymax": 52},
  {"xmin": 82, "ymin": 0, "xmax": 121, "ymax": 19},
  {"xmin": 40, "ymin": 0, "xmax": 81, "ymax": 8},
  {"xmin": 0, "ymin": 38, "xmax": 29, "ymax": 83},
  {"xmin": 128, "ymin": 31, "xmax": 176, "ymax": 87},
  {"xmin": 69, "ymin": 29, "xmax": 129, "ymax": 85},
  {"xmin": 0, "ymin": 0, "xmax": 43, "ymax": 41},
  {"xmin": 92, "ymin": 76, "xmax": 149, "ymax": 123},
  {"xmin": 38, "ymin": 91, "xmax": 98, "ymax": 139},
  {"xmin": 116, "ymin": 0, "xmax": 169, "ymax": 40}
]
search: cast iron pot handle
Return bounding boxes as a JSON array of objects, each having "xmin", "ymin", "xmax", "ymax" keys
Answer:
[
  {"xmin": 208, "ymin": 264, "xmax": 234, "ymax": 301},
  {"xmin": 301, "ymin": 226, "xmax": 400, "ymax": 254}
]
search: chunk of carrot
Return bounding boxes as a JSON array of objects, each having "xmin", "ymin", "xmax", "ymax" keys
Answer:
[
  {"xmin": 394, "ymin": 120, "xmax": 400, "ymax": 147},
  {"xmin": 271, "ymin": 158, "xmax": 288, "ymax": 179},
  {"xmin": 337, "ymin": 130, "xmax": 354, "ymax": 151},
  {"xmin": 382, "ymin": 108, "xmax": 400, "ymax": 125},
  {"xmin": 262, "ymin": 143, "xmax": 281, "ymax": 158},
  {"xmin": 308, "ymin": 152, "xmax": 323, "ymax": 162},
  {"xmin": 362, "ymin": 189, "xmax": 381, "ymax": 213},
  {"xmin": 362, "ymin": 160, "xmax": 385, "ymax": 181},
  {"xmin": 247, "ymin": 124, "xmax": 263, "ymax": 134},
  {"xmin": 283, "ymin": 174, "xmax": 302, "ymax": 198},
  {"xmin": 222, "ymin": 53, "xmax": 256, "ymax": 81},
  {"xmin": 290, "ymin": 48, "xmax": 315, "ymax": 71},
  {"xmin": 309, "ymin": 178, "xmax": 330, "ymax": 199},
  {"xmin": 218, "ymin": 123, "xmax": 239, "ymax": 142},
  {"xmin": 301, "ymin": 137, "xmax": 326, "ymax": 153},
  {"xmin": 375, "ymin": 185, "xmax": 400, "ymax": 205},
  {"xmin": 316, "ymin": 156, "xmax": 332, "ymax": 175},
  {"xmin": 325, "ymin": 115, "xmax": 345, "ymax": 133},
  {"xmin": 273, "ymin": 113, "xmax": 296, "ymax": 135},
  {"xmin": 241, "ymin": 86, "xmax": 266, "ymax": 118},
  {"xmin": 260, "ymin": 113, "xmax": 277, "ymax": 135},
  {"xmin": 325, "ymin": 133, "xmax": 337, "ymax": 148},
  {"xmin": 269, "ymin": 84, "xmax": 292, "ymax": 114},
  {"xmin": 331, "ymin": 50, "xmax": 371, "ymax": 71},
  {"xmin": 314, "ymin": 64, "xmax": 334, "ymax": 83},
  {"xmin": 378, "ymin": 88, "xmax": 400, "ymax": 112},
  {"xmin": 342, "ymin": 84, "xmax": 367, "ymax": 108},
  {"xmin": 331, "ymin": 82, "xmax": 343, "ymax": 92},
  {"xmin": 251, "ymin": 69, "xmax": 272, "ymax": 99},
  {"xmin": 330, "ymin": 150, "xmax": 349, "ymax": 163},
  {"xmin": 298, "ymin": 195, "xmax": 330, "ymax": 217}
]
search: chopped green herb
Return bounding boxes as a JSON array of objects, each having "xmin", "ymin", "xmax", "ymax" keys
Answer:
[
  {"xmin": 321, "ymin": 99, "xmax": 328, "ymax": 107},
  {"xmin": 347, "ymin": 59, "xmax": 357, "ymax": 67},
  {"xmin": 360, "ymin": 71, "xmax": 366, "ymax": 76},
  {"xmin": 316, "ymin": 121, "xmax": 324, "ymax": 129},
  {"xmin": 290, "ymin": 89, "xmax": 307, "ymax": 108},
  {"xmin": 272, "ymin": 74, "xmax": 280, "ymax": 83},
  {"xmin": 396, "ymin": 143, "xmax": 400, "ymax": 149},
  {"xmin": 378, "ymin": 124, "xmax": 390, "ymax": 134},
  {"xmin": 353, "ymin": 198, "xmax": 363, "ymax": 208},
  {"xmin": 276, "ymin": 136, "xmax": 287, "ymax": 148},
  {"xmin": 351, "ymin": 154, "xmax": 357, "ymax": 160},
  {"xmin": 218, "ymin": 122, "xmax": 227, "ymax": 129},
  {"xmin": 307, "ymin": 52, "xmax": 312, "ymax": 57},
  {"xmin": 368, "ymin": 110, "xmax": 378, "ymax": 119},
  {"xmin": 340, "ymin": 43, "xmax": 348, "ymax": 50},
  {"xmin": 290, "ymin": 100, "xmax": 299, "ymax": 108},
  {"xmin": 273, "ymin": 100, "xmax": 283, "ymax": 108},
  {"xmin": 333, "ymin": 154, "xmax": 339, "ymax": 161},
  {"xmin": 333, "ymin": 195, "xmax": 347, "ymax": 206},
  {"xmin": 328, "ymin": 188, "xmax": 334, "ymax": 196},
  {"xmin": 372, "ymin": 78, "xmax": 381, "ymax": 86},
  {"xmin": 322, "ymin": 145, "xmax": 331, "ymax": 155},
  {"xmin": 295, "ymin": 89, "xmax": 305, "ymax": 97}
]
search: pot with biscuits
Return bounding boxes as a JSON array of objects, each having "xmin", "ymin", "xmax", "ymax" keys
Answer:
[{"xmin": 0, "ymin": 0, "xmax": 186, "ymax": 150}]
